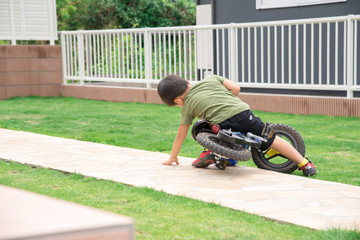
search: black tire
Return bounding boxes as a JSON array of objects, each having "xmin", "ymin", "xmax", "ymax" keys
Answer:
[
  {"xmin": 251, "ymin": 124, "xmax": 305, "ymax": 174},
  {"xmin": 196, "ymin": 132, "xmax": 252, "ymax": 161}
]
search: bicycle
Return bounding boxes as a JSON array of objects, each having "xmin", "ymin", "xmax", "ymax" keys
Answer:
[{"xmin": 192, "ymin": 119, "xmax": 305, "ymax": 173}]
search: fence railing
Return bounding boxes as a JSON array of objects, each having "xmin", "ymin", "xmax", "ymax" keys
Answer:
[{"xmin": 61, "ymin": 14, "xmax": 360, "ymax": 98}]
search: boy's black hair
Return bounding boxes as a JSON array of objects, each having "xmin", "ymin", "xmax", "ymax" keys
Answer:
[{"xmin": 157, "ymin": 75, "xmax": 189, "ymax": 106}]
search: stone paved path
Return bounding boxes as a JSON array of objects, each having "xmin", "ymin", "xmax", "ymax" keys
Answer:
[{"xmin": 1, "ymin": 128, "xmax": 359, "ymax": 230}]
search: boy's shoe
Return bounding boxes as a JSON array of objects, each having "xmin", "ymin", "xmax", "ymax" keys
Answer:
[
  {"xmin": 192, "ymin": 150, "xmax": 216, "ymax": 168},
  {"xmin": 299, "ymin": 160, "xmax": 317, "ymax": 177}
]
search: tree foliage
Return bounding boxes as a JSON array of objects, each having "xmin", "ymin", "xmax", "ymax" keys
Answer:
[{"xmin": 56, "ymin": 0, "xmax": 196, "ymax": 31}]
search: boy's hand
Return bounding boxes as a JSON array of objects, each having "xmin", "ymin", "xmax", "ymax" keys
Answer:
[{"xmin": 162, "ymin": 157, "xmax": 179, "ymax": 165}]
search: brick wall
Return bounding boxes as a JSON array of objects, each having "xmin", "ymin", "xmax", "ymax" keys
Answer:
[
  {"xmin": 239, "ymin": 93, "xmax": 360, "ymax": 117},
  {"xmin": 61, "ymin": 85, "xmax": 162, "ymax": 104},
  {"xmin": 0, "ymin": 45, "xmax": 62, "ymax": 99},
  {"xmin": 61, "ymin": 85, "xmax": 360, "ymax": 117}
]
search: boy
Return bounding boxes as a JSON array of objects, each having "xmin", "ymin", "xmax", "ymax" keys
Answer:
[{"xmin": 157, "ymin": 74, "xmax": 316, "ymax": 176}]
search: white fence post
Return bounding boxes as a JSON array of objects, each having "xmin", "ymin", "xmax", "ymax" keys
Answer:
[
  {"xmin": 77, "ymin": 32, "xmax": 85, "ymax": 85},
  {"xmin": 144, "ymin": 29, "xmax": 152, "ymax": 88},
  {"xmin": 229, "ymin": 23, "xmax": 237, "ymax": 82},
  {"xmin": 346, "ymin": 15, "xmax": 354, "ymax": 98},
  {"xmin": 61, "ymin": 32, "xmax": 67, "ymax": 85}
]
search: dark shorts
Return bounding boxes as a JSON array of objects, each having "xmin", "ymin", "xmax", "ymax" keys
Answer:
[{"xmin": 218, "ymin": 110, "xmax": 275, "ymax": 151}]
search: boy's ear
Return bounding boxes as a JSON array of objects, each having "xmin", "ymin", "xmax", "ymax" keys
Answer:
[{"xmin": 174, "ymin": 98, "xmax": 182, "ymax": 105}]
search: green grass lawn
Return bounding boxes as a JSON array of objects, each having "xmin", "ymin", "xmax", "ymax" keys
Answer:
[{"xmin": 0, "ymin": 96, "xmax": 359, "ymax": 239}]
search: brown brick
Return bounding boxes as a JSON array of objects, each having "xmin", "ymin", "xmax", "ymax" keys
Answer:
[
  {"xmin": 93, "ymin": 87, "xmax": 113, "ymax": 101},
  {"xmin": 111, "ymin": 87, "xmax": 146, "ymax": 102},
  {"xmin": 0, "ymin": 45, "xmax": 62, "ymax": 59},
  {"xmin": 38, "ymin": 58, "xmax": 62, "ymax": 72},
  {"xmin": 0, "ymin": 72, "xmax": 38, "ymax": 86},
  {"xmin": 36, "ymin": 45, "xmax": 62, "ymax": 58},
  {"xmin": 0, "ymin": 46, "xmax": 33, "ymax": 58},
  {"xmin": 39, "ymin": 85, "xmax": 61, "ymax": 97},
  {"xmin": 0, "ymin": 59, "xmax": 39, "ymax": 72},
  {"xmin": 0, "ymin": 86, "xmax": 5, "ymax": 99},
  {"xmin": 61, "ymin": 85, "xmax": 86, "ymax": 98},
  {"xmin": 5, "ymin": 86, "xmax": 32, "ymax": 98},
  {"xmin": 145, "ymin": 89, "xmax": 162, "ymax": 104},
  {"xmin": 31, "ymin": 85, "xmax": 41, "ymax": 96},
  {"xmin": 37, "ymin": 72, "xmax": 63, "ymax": 85}
]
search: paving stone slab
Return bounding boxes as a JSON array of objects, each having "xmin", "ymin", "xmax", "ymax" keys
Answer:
[
  {"xmin": 0, "ymin": 185, "xmax": 134, "ymax": 240},
  {"xmin": 1, "ymin": 128, "xmax": 359, "ymax": 230}
]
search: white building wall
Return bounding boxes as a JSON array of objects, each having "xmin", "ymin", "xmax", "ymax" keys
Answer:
[
  {"xmin": 196, "ymin": 4, "xmax": 213, "ymax": 77},
  {"xmin": 0, "ymin": 0, "xmax": 57, "ymax": 45}
]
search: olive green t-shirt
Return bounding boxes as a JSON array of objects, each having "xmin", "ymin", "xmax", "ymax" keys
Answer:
[{"xmin": 180, "ymin": 75, "xmax": 250, "ymax": 125}]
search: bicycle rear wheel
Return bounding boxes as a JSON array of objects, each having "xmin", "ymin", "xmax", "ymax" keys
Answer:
[{"xmin": 251, "ymin": 124, "xmax": 305, "ymax": 173}]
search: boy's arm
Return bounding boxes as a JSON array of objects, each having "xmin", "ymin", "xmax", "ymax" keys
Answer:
[
  {"xmin": 163, "ymin": 124, "xmax": 190, "ymax": 165},
  {"xmin": 223, "ymin": 79, "xmax": 241, "ymax": 96}
]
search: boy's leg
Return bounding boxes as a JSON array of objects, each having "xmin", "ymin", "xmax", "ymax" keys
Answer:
[
  {"xmin": 271, "ymin": 136, "xmax": 317, "ymax": 176},
  {"xmin": 270, "ymin": 136, "xmax": 303, "ymax": 164}
]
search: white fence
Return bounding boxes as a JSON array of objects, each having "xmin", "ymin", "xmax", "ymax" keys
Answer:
[{"xmin": 60, "ymin": 14, "xmax": 360, "ymax": 98}]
